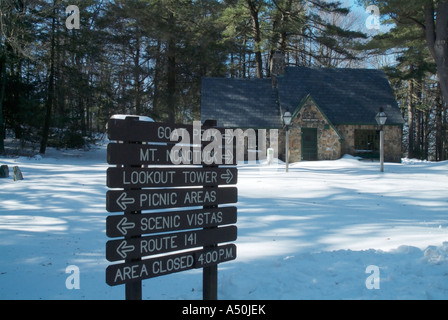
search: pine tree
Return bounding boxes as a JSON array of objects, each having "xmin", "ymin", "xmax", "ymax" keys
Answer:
[
  {"xmin": 362, "ymin": 0, "xmax": 448, "ymax": 107},
  {"xmin": 360, "ymin": 0, "xmax": 447, "ymax": 160}
]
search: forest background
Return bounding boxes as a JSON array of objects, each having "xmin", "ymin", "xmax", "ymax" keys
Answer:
[{"xmin": 0, "ymin": 0, "xmax": 447, "ymax": 161}]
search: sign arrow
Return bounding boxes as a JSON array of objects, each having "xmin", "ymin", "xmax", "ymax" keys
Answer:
[
  {"xmin": 223, "ymin": 132, "xmax": 234, "ymax": 145},
  {"xmin": 106, "ymin": 226, "xmax": 237, "ymax": 262},
  {"xmin": 116, "ymin": 217, "xmax": 135, "ymax": 235},
  {"xmin": 106, "ymin": 207, "xmax": 237, "ymax": 238},
  {"xmin": 223, "ymin": 149, "xmax": 234, "ymax": 164},
  {"xmin": 116, "ymin": 192, "xmax": 135, "ymax": 211},
  {"xmin": 116, "ymin": 240, "xmax": 135, "ymax": 259},
  {"xmin": 220, "ymin": 169, "xmax": 234, "ymax": 184},
  {"xmin": 107, "ymin": 187, "xmax": 238, "ymax": 213}
]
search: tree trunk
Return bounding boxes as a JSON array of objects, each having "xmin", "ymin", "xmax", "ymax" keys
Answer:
[
  {"xmin": 0, "ymin": 54, "xmax": 6, "ymax": 154},
  {"xmin": 134, "ymin": 32, "xmax": 142, "ymax": 115},
  {"xmin": 40, "ymin": 4, "xmax": 56, "ymax": 154},
  {"xmin": 247, "ymin": 0, "xmax": 263, "ymax": 78},
  {"xmin": 166, "ymin": 12, "xmax": 176, "ymax": 123},
  {"xmin": 242, "ymin": 36, "xmax": 247, "ymax": 78},
  {"xmin": 416, "ymin": 109, "xmax": 422, "ymax": 158},
  {"xmin": 434, "ymin": 81, "xmax": 444, "ymax": 160},
  {"xmin": 408, "ymin": 78, "xmax": 415, "ymax": 158},
  {"xmin": 424, "ymin": 0, "xmax": 448, "ymax": 105},
  {"xmin": 152, "ymin": 39, "xmax": 162, "ymax": 118},
  {"xmin": 423, "ymin": 109, "xmax": 429, "ymax": 159},
  {"xmin": 444, "ymin": 102, "xmax": 448, "ymax": 160}
]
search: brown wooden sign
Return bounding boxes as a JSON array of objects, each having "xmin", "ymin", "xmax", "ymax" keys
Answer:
[
  {"xmin": 107, "ymin": 143, "xmax": 236, "ymax": 166},
  {"xmin": 107, "ymin": 118, "xmax": 232, "ymax": 144},
  {"xmin": 106, "ymin": 244, "xmax": 236, "ymax": 286},
  {"xmin": 106, "ymin": 206, "xmax": 237, "ymax": 238},
  {"xmin": 106, "ymin": 226, "xmax": 237, "ymax": 261},
  {"xmin": 107, "ymin": 167, "xmax": 237, "ymax": 189},
  {"xmin": 106, "ymin": 187, "xmax": 237, "ymax": 212},
  {"xmin": 105, "ymin": 118, "xmax": 238, "ymax": 300}
]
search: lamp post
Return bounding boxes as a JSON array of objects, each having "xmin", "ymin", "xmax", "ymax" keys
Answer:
[
  {"xmin": 375, "ymin": 108, "xmax": 387, "ymax": 172},
  {"xmin": 283, "ymin": 109, "xmax": 292, "ymax": 172}
]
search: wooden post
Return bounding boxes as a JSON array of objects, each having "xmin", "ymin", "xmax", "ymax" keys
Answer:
[
  {"xmin": 203, "ymin": 119, "xmax": 218, "ymax": 300},
  {"xmin": 124, "ymin": 116, "xmax": 142, "ymax": 300},
  {"xmin": 203, "ymin": 262, "xmax": 218, "ymax": 300},
  {"xmin": 203, "ymin": 179, "xmax": 218, "ymax": 300},
  {"xmin": 125, "ymin": 206, "xmax": 142, "ymax": 300},
  {"xmin": 125, "ymin": 272, "xmax": 142, "ymax": 300}
]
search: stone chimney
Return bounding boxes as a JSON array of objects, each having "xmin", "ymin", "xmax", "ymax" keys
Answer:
[{"xmin": 270, "ymin": 51, "xmax": 285, "ymax": 88}]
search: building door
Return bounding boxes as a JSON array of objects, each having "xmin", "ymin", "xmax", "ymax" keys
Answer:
[{"xmin": 301, "ymin": 128, "xmax": 318, "ymax": 160}]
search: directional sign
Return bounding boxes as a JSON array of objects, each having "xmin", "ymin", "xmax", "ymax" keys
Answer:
[
  {"xmin": 106, "ymin": 187, "xmax": 238, "ymax": 212},
  {"xmin": 106, "ymin": 226, "xmax": 237, "ymax": 261},
  {"xmin": 107, "ymin": 118, "xmax": 233, "ymax": 144},
  {"xmin": 107, "ymin": 143, "xmax": 236, "ymax": 166},
  {"xmin": 107, "ymin": 167, "xmax": 237, "ymax": 189},
  {"xmin": 105, "ymin": 118, "xmax": 239, "ymax": 298},
  {"xmin": 106, "ymin": 244, "xmax": 236, "ymax": 286},
  {"xmin": 106, "ymin": 206, "xmax": 237, "ymax": 238}
]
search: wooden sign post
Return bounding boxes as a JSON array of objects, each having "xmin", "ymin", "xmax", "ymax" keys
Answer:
[{"xmin": 105, "ymin": 116, "xmax": 238, "ymax": 300}]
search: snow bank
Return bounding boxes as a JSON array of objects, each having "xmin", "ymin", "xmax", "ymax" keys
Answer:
[
  {"xmin": 1, "ymin": 146, "xmax": 447, "ymax": 299},
  {"xmin": 220, "ymin": 243, "xmax": 448, "ymax": 300}
]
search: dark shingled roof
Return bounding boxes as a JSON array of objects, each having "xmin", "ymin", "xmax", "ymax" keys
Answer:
[
  {"xmin": 201, "ymin": 77, "xmax": 281, "ymax": 128},
  {"xmin": 201, "ymin": 66, "xmax": 404, "ymax": 128},
  {"xmin": 278, "ymin": 67, "xmax": 404, "ymax": 125}
]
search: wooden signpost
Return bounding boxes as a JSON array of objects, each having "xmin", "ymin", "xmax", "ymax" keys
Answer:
[
  {"xmin": 106, "ymin": 226, "xmax": 237, "ymax": 262},
  {"xmin": 107, "ymin": 167, "xmax": 237, "ymax": 188},
  {"xmin": 106, "ymin": 206, "xmax": 237, "ymax": 238},
  {"xmin": 106, "ymin": 187, "xmax": 237, "ymax": 212},
  {"xmin": 106, "ymin": 244, "xmax": 237, "ymax": 286},
  {"xmin": 105, "ymin": 116, "xmax": 238, "ymax": 300}
]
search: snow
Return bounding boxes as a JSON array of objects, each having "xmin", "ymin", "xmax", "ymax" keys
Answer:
[
  {"xmin": 1, "ymin": 143, "xmax": 448, "ymax": 300},
  {"xmin": 110, "ymin": 114, "xmax": 154, "ymax": 122}
]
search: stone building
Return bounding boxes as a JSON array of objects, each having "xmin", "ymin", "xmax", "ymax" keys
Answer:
[{"xmin": 201, "ymin": 53, "xmax": 405, "ymax": 162}]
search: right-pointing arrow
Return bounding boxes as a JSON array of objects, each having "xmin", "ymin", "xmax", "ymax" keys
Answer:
[
  {"xmin": 221, "ymin": 169, "xmax": 234, "ymax": 184},
  {"xmin": 223, "ymin": 149, "xmax": 234, "ymax": 164}
]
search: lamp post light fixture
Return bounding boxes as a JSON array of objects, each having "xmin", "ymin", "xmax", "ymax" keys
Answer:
[
  {"xmin": 375, "ymin": 107, "xmax": 387, "ymax": 172},
  {"xmin": 283, "ymin": 109, "xmax": 292, "ymax": 172}
]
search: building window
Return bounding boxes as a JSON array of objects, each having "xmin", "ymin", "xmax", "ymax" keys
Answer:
[{"xmin": 354, "ymin": 129, "xmax": 379, "ymax": 154}]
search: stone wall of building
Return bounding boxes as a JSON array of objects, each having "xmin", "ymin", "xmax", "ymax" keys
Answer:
[
  {"xmin": 279, "ymin": 99, "xmax": 342, "ymax": 162},
  {"xmin": 277, "ymin": 99, "xmax": 403, "ymax": 163},
  {"xmin": 383, "ymin": 126, "xmax": 403, "ymax": 162},
  {"xmin": 337, "ymin": 124, "xmax": 375, "ymax": 156},
  {"xmin": 336, "ymin": 124, "xmax": 403, "ymax": 163}
]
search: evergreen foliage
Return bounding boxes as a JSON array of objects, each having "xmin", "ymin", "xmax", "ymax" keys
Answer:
[{"xmin": 0, "ymin": 0, "xmax": 446, "ymax": 160}]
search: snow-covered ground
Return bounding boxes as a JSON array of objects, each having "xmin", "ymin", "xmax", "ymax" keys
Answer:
[{"xmin": 1, "ymin": 144, "xmax": 447, "ymax": 300}]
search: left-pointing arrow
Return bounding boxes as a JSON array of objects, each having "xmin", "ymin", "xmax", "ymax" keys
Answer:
[
  {"xmin": 116, "ymin": 240, "xmax": 135, "ymax": 259},
  {"xmin": 116, "ymin": 217, "xmax": 135, "ymax": 235},
  {"xmin": 116, "ymin": 192, "xmax": 135, "ymax": 211}
]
